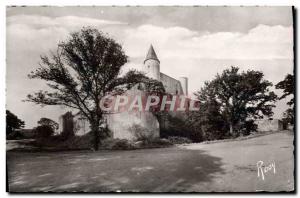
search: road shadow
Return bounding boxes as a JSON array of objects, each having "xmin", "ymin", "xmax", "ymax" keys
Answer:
[
  {"xmin": 7, "ymin": 147, "xmax": 225, "ymax": 192},
  {"xmin": 123, "ymin": 148, "xmax": 225, "ymax": 192}
]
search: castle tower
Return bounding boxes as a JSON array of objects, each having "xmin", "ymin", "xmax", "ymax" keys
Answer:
[
  {"xmin": 143, "ymin": 44, "xmax": 160, "ymax": 80},
  {"xmin": 179, "ymin": 77, "xmax": 188, "ymax": 95}
]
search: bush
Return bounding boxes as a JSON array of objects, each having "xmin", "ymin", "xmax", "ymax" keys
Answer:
[
  {"xmin": 100, "ymin": 137, "xmax": 173, "ymax": 150},
  {"xmin": 6, "ymin": 130, "xmax": 25, "ymax": 140},
  {"xmin": 100, "ymin": 138, "xmax": 135, "ymax": 150},
  {"xmin": 160, "ymin": 114, "xmax": 202, "ymax": 142},
  {"xmin": 240, "ymin": 120, "xmax": 258, "ymax": 136},
  {"xmin": 133, "ymin": 138, "xmax": 172, "ymax": 149},
  {"xmin": 28, "ymin": 130, "xmax": 172, "ymax": 151},
  {"xmin": 129, "ymin": 124, "xmax": 157, "ymax": 142},
  {"xmin": 111, "ymin": 139, "xmax": 135, "ymax": 150},
  {"xmin": 167, "ymin": 136, "xmax": 192, "ymax": 144},
  {"xmin": 99, "ymin": 138, "xmax": 115, "ymax": 149},
  {"xmin": 34, "ymin": 125, "xmax": 54, "ymax": 138},
  {"xmin": 59, "ymin": 134, "xmax": 93, "ymax": 149},
  {"xmin": 145, "ymin": 138, "xmax": 173, "ymax": 147},
  {"xmin": 31, "ymin": 132, "xmax": 93, "ymax": 150}
]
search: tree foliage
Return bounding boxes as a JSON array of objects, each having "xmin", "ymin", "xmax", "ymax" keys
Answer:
[
  {"xmin": 276, "ymin": 74, "xmax": 294, "ymax": 126},
  {"xmin": 26, "ymin": 27, "xmax": 162, "ymax": 150},
  {"xmin": 275, "ymin": 74, "xmax": 294, "ymax": 106},
  {"xmin": 160, "ymin": 113, "xmax": 202, "ymax": 142},
  {"xmin": 6, "ymin": 110, "xmax": 25, "ymax": 135},
  {"xmin": 34, "ymin": 125, "xmax": 54, "ymax": 138},
  {"xmin": 282, "ymin": 108, "xmax": 294, "ymax": 125},
  {"xmin": 191, "ymin": 66, "xmax": 277, "ymax": 139},
  {"xmin": 37, "ymin": 117, "xmax": 59, "ymax": 131}
]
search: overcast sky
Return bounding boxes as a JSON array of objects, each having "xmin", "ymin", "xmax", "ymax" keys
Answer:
[{"xmin": 6, "ymin": 6, "xmax": 294, "ymax": 128}]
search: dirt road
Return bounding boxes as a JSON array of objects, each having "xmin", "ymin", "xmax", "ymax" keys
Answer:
[
  {"xmin": 7, "ymin": 131, "xmax": 294, "ymax": 192},
  {"xmin": 180, "ymin": 131, "xmax": 294, "ymax": 192}
]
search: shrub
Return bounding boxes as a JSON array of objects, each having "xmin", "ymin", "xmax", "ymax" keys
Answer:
[
  {"xmin": 99, "ymin": 138, "xmax": 135, "ymax": 150},
  {"xmin": 100, "ymin": 138, "xmax": 116, "ymax": 150},
  {"xmin": 111, "ymin": 139, "xmax": 135, "ymax": 150},
  {"xmin": 146, "ymin": 138, "xmax": 173, "ymax": 147},
  {"xmin": 160, "ymin": 114, "xmax": 202, "ymax": 142},
  {"xmin": 167, "ymin": 136, "xmax": 192, "ymax": 144},
  {"xmin": 31, "ymin": 132, "xmax": 93, "ymax": 150},
  {"xmin": 100, "ymin": 137, "xmax": 173, "ymax": 150},
  {"xmin": 6, "ymin": 130, "xmax": 25, "ymax": 140},
  {"xmin": 59, "ymin": 134, "xmax": 93, "ymax": 149},
  {"xmin": 34, "ymin": 125, "xmax": 54, "ymax": 138},
  {"xmin": 129, "ymin": 124, "xmax": 156, "ymax": 142},
  {"xmin": 132, "ymin": 138, "xmax": 172, "ymax": 149}
]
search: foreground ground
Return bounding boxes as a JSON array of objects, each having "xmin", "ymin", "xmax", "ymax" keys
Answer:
[{"xmin": 7, "ymin": 131, "xmax": 294, "ymax": 192}]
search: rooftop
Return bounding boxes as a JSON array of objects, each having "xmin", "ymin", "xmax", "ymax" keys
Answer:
[{"xmin": 144, "ymin": 44, "xmax": 160, "ymax": 63}]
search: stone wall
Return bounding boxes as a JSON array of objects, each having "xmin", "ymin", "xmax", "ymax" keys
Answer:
[
  {"xmin": 58, "ymin": 112, "xmax": 75, "ymax": 137},
  {"xmin": 106, "ymin": 88, "xmax": 160, "ymax": 140},
  {"xmin": 160, "ymin": 73, "xmax": 183, "ymax": 95},
  {"xmin": 255, "ymin": 119, "xmax": 283, "ymax": 132},
  {"xmin": 73, "ymin": 116, "xmax": 90, "ymax": 136},
  {"xmin": 107, "ymin": 111, "xmax": 159, "ymax": 140}
]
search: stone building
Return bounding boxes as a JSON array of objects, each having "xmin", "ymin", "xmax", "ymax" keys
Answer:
[{"xmin": 58, "ymin": 45, "xmax": 189, "ymax": 140}]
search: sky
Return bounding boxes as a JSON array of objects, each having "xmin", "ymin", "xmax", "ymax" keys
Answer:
[{"xmin": 6, "ymin": 6, "xmax": 294, "ymax": 128}]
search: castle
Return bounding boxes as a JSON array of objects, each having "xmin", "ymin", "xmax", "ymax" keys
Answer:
[
  {"xmin": 142, "ymin": 45, "xmax": 188, "ymax": 95},
  {"xmin": 58, "ymin": 45, "xmax": 189, "ymax": 140}
]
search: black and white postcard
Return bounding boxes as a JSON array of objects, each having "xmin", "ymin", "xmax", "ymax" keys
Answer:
[{"xmin": 6, "ymin": 6, "xmax": 295, "ymax": 193}]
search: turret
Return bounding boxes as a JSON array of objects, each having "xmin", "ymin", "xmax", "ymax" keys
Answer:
[
  {"xmin": 179, "ymin": 77, "xmax": 188, "ymax": 95},
  {"xmin": 143, "ymin": 44, "xmax": 160, "ymax": 80}
]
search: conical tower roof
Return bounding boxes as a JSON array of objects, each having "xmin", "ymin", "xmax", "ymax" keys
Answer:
[{"xmin": 144, "ymin": 44, "xmax": 160, "ymax": 63}]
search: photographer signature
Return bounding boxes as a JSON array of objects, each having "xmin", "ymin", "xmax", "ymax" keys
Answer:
[{"xmin": 257, "ymin": 161, "xmax": 276, "ymax": 180}]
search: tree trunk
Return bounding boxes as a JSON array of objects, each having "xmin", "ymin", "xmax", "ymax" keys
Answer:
[
  {"xmin": 229, "ymin": 122, "xmax": 233, "ymax": 136},
  {"xmin": 91, "ymin": 124, "xmax": 100, "ymax": 151},
  {"xmin": 93, "ymin": 130, "xmax": 99, "ymax": 151}
]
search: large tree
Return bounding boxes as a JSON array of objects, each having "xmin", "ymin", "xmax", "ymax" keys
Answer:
[
  {"xmin": 37, "ymin": 118, "xmax": 59, "ymax": 131},
  {"xmin": 276, "ymin": 73, "xmax": 294, "ymax": 126},
  {"xmin": 6, "ymin": 110, "xmax": 25, "ymax": 136},
  {"xmin": 193, "ymin": 66, "xmax": 277, "ymax": 138},
  {"xmin": 26, "ymin": 27, "xmax": 162, "ymax": 150},
  {"xmin": 275, "ymin": 74, "xmax": 294, "ymax": 106}
]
